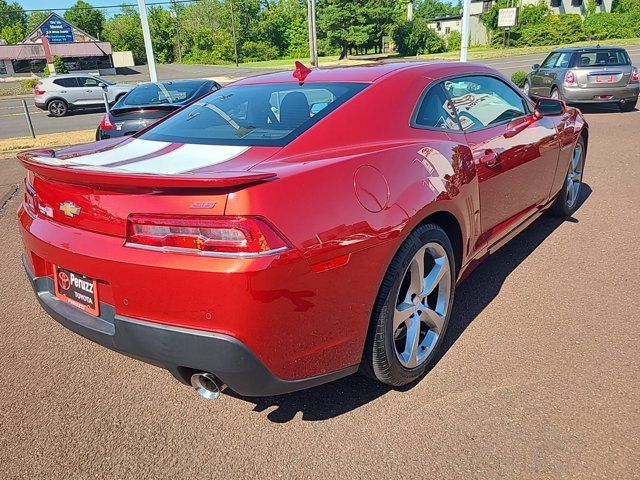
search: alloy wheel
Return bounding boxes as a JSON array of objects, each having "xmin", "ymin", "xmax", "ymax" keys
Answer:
[
  {"xmin": 523, "ymin": 81, "xmax": 530, "ymax": 96},
  {"xmin": 566, "ymin": 142, "xmax": 584, "ymax": 209},
  {"xmin": 49, "ymin": 101, "xmax": 66, "ymax": 116},
  {"xmin": 393, "ymin": 242, "xmax": 452, "ymax": 369},
  {"xmin": 551, "ymin": 89, "xmax": 560, "ymax": 100}
]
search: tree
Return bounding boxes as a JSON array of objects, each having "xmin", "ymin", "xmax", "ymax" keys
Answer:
[
  {"xmin": 414, "ymin": 0, "xmax": 457, "ymax": 20},
  {"xmin": 317, "ymin": 0, "xmax": 369, "ymax": 59},
  {"xmin": 149, "ymin": 6, "xmax": 175, "ymax": 63},
  {"xmin": 102, "ymin": 6, "xmax": 145, "ymax": 64},
  {"xmin": 27, "ymin": 11, "xmax": 53, "ymax": 33},
  {"xmin": 0, "ymin": 0, "xmax": 26, "ymax": 43},
  {"xmin": 64, "ymin": 0, "xmax": 105, "ymax": 38},
  {"xmin": 393, "ymin": 17, "xmax": 445, "ymax": 55}
]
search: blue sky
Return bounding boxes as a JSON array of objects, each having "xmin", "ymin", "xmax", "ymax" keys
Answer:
[{"xmin": 15, "ymin": 1, "xmax": 135, "ymax": 17}]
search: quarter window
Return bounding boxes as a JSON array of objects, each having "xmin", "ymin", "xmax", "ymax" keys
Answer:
[
  {"xmin": 556, "ymin": 52, "xmax": 572, "ymax": 68},
  {"xmin": 78, "ymin": 77, "xmax": 101, "ymax": 87},
  {"xmin": 414, "ymin": 83, "xmax": 461, "ymax": 131},
  {"xmin": 443, "ymin": 75, "xmax": 528, "ymax": 132}
]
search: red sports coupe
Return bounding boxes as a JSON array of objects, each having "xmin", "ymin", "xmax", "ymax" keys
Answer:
[{"xmin": 18, "ymin": 62, "xmax": 588, "ymax": 399}]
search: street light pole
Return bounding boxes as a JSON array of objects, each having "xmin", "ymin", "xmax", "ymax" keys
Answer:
[
  {"xmin": 307, "ymin": 0, "xmax": 318, "ymax": 67},
  {"xmin": 137, "ymin": 0, "xmax": 158, "ymax": 82},
  {"xmin": 460, "ymin": 0, "xmax": 471, "ymax": 62},
  {"xmin": 230, "ymin": 0, "xmax": 239, "ymax": 67}
]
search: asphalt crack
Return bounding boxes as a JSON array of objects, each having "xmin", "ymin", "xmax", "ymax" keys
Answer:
[{"xmin": 0, "ymin": 184, "xmax": 19, "ymax": 211}]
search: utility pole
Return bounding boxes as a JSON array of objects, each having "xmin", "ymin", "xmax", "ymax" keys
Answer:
[
  {"xmin": 137, "ymin": 0, "xmax": 158, "ymax": 82},
  {"xmin": 460, "ymin": 0, "xmax": 471, "ymax": 62},
  {"xmin": 306, "ymin": 0, "xmax": 318, "ymax": 67},
  {"xmin": 171, "ymin": 0, "xmax": 182, "ymax": 63},
  {"xmin": 230, "ymin": 0, "xmax": 239, "ymax": 67}
]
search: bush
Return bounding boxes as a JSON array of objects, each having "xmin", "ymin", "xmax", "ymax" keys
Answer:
[
  {"xmin": 583, "ymin": 13, "xmax": 636, "ymax": 40},
  {"xmin": 511, "ymin": 14, "xmax": 586, "ymax": 47},
  {"xmin": 511, "ymin": 71, "xmax": 528, "ymax": 88},
  {"xmin": 240, "ymin": 41, "xmax": 280, "ymax": 63},
  {"xmin": 393, "ymin": 19, "xmax": 446, "ymax": 56},
  {"xmin": 446, "ymin": 30, "xmax": 461, "ymax": 51},
  {"xmin": 53, "ymin": 55, "xmax": 68, "ymax": 75},
  {"xmin": 22, "ymin": 78, "xmax": 38, "ymax": 90}
]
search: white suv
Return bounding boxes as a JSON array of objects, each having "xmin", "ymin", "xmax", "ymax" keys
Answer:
[{"xmin": 34, "ymin": 74, "xmax": 136, "ymax": 117}]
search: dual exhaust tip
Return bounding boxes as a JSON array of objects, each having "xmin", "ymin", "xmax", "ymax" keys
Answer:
[{"xmin": 190, "ymin": 372, "xmax": 226, "ymax": 400}]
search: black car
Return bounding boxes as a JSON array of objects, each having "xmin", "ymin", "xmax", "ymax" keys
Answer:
[{"xmin": 96, "ymin": 79, "xmax": 221, "ymax": 140}]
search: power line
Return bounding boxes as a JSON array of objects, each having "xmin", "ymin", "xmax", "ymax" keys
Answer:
[{"xmin": 0, "ymin": 0, "xmax": 202, "ymax": 15}]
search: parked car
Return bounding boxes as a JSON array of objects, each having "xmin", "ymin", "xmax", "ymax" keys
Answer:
[
  {"xmin": 18, "ymin": 62, "xmax": 588, "ymax": 399},
  {"xmin": 34, "ymin": 74, "xmax": 136, "ymax": 117},
  {"xmin": 96, "ymin": 79, "xmax": 221, "ymax": 140},
  {"xmin": 524, "ymin": 46, "xmax": 639, "ymax": 112}
]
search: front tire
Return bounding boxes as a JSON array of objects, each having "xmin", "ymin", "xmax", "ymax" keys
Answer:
[
  {"xmin": 551, "ymin": 136, "xmax": 585, "ymax": 217},
  {"xmin": 361, "ymin": 223, "xmax": 455, "ymax": 386},
  {"xmin": 523, "ymin": 80, "xmax": 531, "ymax": 97},
  {"xmin": 47, "ymin": 99, "xmax": 68, "ymax": 117}
]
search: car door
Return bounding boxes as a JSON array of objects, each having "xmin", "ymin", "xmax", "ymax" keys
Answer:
[
  {"xmin": 77, "ymin": 76, "xmax": 104, "ymax": 106},
  {"xmin": 531, "ymin": 52, "xmax": 561, "ymax": 97},
  {"xmin": 52, "ymin": 77, "xmax": 81, "ymax": 105},
  {"xmin": 443, "ymin": 75, "xmax": 560, "ymax": 247}
]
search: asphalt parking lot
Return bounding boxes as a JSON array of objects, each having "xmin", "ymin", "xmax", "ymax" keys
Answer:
[{"xmin": 0, "ymin": 105, "xmax": 639, "ymax": 478}]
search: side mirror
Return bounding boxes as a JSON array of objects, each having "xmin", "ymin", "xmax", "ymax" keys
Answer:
[
  {"xmin": 99, "ymin": 82, "xmax": 108, "ymax": 90},
  {"xmin": 535, "ymin": 98, "xmax": 566, "ymax": 118},
  {"xmin": 532, "ymin": 63, "xmax": 540, "ymax": 71}
]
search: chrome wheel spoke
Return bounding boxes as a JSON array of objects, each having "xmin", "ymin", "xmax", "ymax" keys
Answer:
[
  {"xmin": 394, "ymin": 302, "xmax": 415, "ymax": 331},
  {"xmin": 422, "ymin": 256, "xmax": 447, "ymax": 296},
  {"xmin": 422, "ymin": 308, "xmax": 445, "ymax": 335},
  {"xmin": 408, "ymin": 247, "xmax": 426, "ymax": 296},
  {"xmin": 402, "ymin": 317, "xmax": 422, "ymax": 368}
]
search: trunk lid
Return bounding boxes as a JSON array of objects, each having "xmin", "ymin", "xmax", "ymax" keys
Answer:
[{"xmin": 20, "ymin": 138, "xmax": 280, "ymax": 237}]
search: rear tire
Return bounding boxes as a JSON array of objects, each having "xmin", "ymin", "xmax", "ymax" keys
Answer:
[
  {"xmin": 550, "ymin": 87, "xmax": 561, "ymax": 100},
  {"xmin": 47, "ymin": 99, "xmax": 68, "ymax": 117},
  {"xmin": 551, "ymin": 136, "xmax": 585, "ymax": 217},
  {"xmin": 360, "ymin": 223, "xmax": 455, "ymax": 387}
]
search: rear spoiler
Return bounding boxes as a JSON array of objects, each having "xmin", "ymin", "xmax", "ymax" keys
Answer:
[{"xmin": 17, "ymin": 149, "xmax": 276, "ymax": 189}]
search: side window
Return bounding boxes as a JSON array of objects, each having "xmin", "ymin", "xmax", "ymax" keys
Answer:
[
  {"xmin": 541, "ymin": 52, "xmax": 560, "ymax": 69},
  {"xmin": 414, "ymin": 83, "xmax": 461, "ymax": 132},
  {"xmin": 79, "ymin": 77, "xmax": 100, "ymax": 87},
  {"xmin": 53, "ymin": 78, "xmax": 79, "ymax": 88},
  {"xmin": 443, "ymin": 75, "xmax": 528, "ymax": 132},
  {"xmin": 556, "ymin": 52, "xmax": 572, "ymax": 68}
]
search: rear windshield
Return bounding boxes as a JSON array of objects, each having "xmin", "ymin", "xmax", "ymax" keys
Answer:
[
  {"xmin": 576, "ymin": 50, "xmax": 630, "ymax": 67},
  {"xmin": 139, "ymin": 82, "xmax": 367, "ymax": 147},
  {"xmin": 118, "ymin": 82, "xmax": 206, "ymax": 107}
]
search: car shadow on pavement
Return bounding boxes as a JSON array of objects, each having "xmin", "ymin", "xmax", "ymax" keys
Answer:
[
  {"xmin": 228, "ymin": 185, "xmax": 592, "ymax": 423},
  {"xmin": 577, "ymin": 104, "xmax": 630, "ymax": 114}
]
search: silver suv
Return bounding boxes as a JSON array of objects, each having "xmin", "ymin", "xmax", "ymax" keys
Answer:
[
  {"xmin": 34, "ymin": 74, "xmax": 136, "ymax": 117},
  {"xmin": 524, "ymin": 46, "xmax": 639, "ymax": 112}
]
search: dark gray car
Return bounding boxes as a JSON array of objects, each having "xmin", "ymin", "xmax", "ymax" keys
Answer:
[
  {"xmin": 524, "ymin": 46, "xmax": 639, "ymax": 112},
  {"xmin": 96, "ymin": 79, "xmax": 220, "ymax": 140}
]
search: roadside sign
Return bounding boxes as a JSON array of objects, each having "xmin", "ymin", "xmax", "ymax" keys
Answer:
[
  {"xmin": 41, "ymin": 16, "xmax": 74, "ymax": 43},
  {"xmin": 497, "ymin": 7, "xmax": 519, "ymax": 28}
]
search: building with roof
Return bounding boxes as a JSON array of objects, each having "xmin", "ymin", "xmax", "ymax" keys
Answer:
[{"xmin": 0, "ymin": 13, "xmax": 115, "ymax": 78}]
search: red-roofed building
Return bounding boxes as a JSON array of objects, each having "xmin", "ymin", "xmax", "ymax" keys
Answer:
[{"xmin": 0, "ymin": 13, "xmax": 115, "ymax": 78}]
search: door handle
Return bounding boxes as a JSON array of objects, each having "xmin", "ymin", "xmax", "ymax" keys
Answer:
[{"xmin": 479, "ymin": 149, "xmax": 499, "ymax": 168}]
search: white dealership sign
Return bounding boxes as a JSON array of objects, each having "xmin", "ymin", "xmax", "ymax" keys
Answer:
[{"xmin": 497, "ymin": 7, "xmax": 519, "ymax": 28}]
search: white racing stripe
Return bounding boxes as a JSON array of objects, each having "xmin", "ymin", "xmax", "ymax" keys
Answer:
[
  {"xmin": 34, "ymin": 139, "xmax": 171, "ymax": 167},
  {"xmin": 118, "ymin": 144, "xmax": 249, "ymax": 174}
]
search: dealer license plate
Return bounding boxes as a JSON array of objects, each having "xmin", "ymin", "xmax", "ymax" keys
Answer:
[
  {"xmin": 595, "ymin": 75, "xmax": 614, "ymax": 83},
  {"xmin": 53, "ymin": 265, "xmax": 100, "ymax": 316}
]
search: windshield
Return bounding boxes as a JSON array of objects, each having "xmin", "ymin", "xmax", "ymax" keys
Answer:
[
  {"xmin": 576, "ymin": 50, "xmax": 630, "ymax": 67},
  {"xmin": 139, "ymin": 82, "xmax": 367, "ymax": 146},
  {"xmin": 118, "ymin": 82, "xmax": 206, "ymax": 107}
]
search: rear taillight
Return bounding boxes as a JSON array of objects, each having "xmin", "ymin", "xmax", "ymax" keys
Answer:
[
  {"xmin": 564, "ymin": 71, "xmax": 577, "ymax": 87},
  {"xmin": 99, "ymin": 113, "xmax": 115, "ymax": 131},
  {"xmin": 126, "ymin": 215, "xmax": 289, "ymax": 256},
  {"xmin": 631, "ymin": 67, "xmax": 638, "ymax": 83},
  {"xmin": 34, "ymin": 83, "xmax": 45, "ymax": 95},
  {"xmin": 24, "ymin": 180, "xmax": 38, "ymax": 214}
]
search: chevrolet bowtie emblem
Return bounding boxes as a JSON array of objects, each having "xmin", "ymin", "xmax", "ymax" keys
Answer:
[{"xmin": 59, "ymin": 201, "xmax": 81, "ymax": 218}]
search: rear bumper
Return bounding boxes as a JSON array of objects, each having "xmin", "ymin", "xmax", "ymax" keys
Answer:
[
  {"xmin": 23, "ymin": 258, "xmax": 357, "ymax": 397},
  {"xmin": 561, "ymin": 84, "xmax": 639, "ymax": 103}
]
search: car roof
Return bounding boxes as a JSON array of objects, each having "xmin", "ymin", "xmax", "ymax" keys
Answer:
[
  {"xmin": 232, "ymin": 61, "xmax": 498, "ymax": 86},
  {"xmin": 552, "ymin": 46, "xmax": 627, "ymax": 53}
]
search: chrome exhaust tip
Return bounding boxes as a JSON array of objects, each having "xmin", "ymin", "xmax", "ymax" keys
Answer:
[{"xmin": 190, "ymin": 372, "xmax": 226, "ymax": 400}]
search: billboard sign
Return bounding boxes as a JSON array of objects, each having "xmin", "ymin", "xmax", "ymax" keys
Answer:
[
  {"xmin": 497, "ymin": 7, "xmax": 519, "ymax": 28},
  {"xmin": 41, "ymin": 16, "xmax": 74, "ymax": 43}
]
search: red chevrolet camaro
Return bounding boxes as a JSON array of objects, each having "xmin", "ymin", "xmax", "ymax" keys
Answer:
[{"xmin": 18, "ymin": 62, "xmax": 588, "ymax": 398}]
